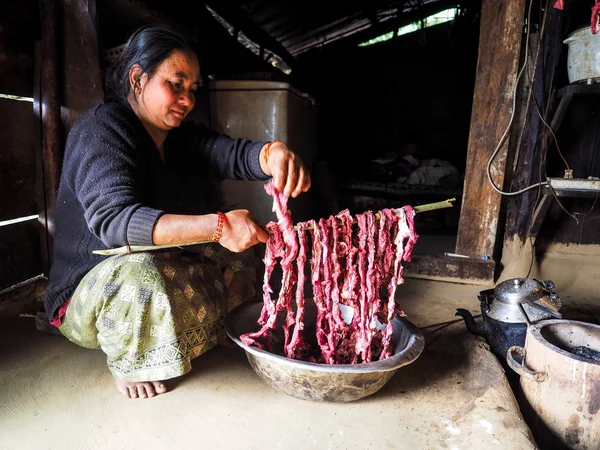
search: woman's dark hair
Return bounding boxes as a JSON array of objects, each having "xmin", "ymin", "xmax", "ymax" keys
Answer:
[{"xmin": 105, "ymin": 24, "xmax": 194, "ymax": 103}]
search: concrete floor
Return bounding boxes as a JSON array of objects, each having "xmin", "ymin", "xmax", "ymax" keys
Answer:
[{"xmin": 0, "ymin": 279, "xmax": 537, "ymax": 450}]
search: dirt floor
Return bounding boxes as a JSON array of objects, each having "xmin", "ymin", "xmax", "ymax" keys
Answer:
[{"xmin": 0, "ymin": 278, "xmax": 543, "ymax": 449}]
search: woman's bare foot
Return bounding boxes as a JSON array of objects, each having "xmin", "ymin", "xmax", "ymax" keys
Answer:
[{"xmin": 115, "ymin": 379, "xmax": 167, "ymax": 399}]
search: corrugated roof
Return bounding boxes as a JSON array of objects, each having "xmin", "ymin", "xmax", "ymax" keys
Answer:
[{"xmin": 232, "ymin": 0, "xmax": 457, "ymax": 56}]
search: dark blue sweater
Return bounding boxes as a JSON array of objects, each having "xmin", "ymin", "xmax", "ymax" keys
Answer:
[{"xmin": 44, "ymin": 102, "xmax": 269, "ymax": 320}]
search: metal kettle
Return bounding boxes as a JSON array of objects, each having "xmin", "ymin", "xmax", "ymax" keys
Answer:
[{"xmin": 456, "ymin": 278, "xmax": 562, "ymax": 360}]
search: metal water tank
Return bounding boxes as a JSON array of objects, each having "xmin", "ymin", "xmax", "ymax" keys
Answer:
[{"xmin": 209, "ymin": 80, "xmax": 318, "ymax": 225}]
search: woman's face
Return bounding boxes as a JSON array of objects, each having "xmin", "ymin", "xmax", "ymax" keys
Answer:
[{"xmin": 132, "ymin": 49, "xmax": 201, "ymax": 131}]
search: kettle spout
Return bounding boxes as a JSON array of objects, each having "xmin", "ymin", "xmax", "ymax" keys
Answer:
[{"xmin": 455, "ymin": 308, "xmax": 486, "ymax": 337}]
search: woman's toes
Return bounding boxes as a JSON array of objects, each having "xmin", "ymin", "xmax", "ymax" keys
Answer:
[
  {"xmin": 117, "ymin": 384, "xmax": 129, "ymax": 398},
  {"xmin": 152, "ymin": 381, "xmax": 167, "ymax": 394},
  {"xmin": 136, "ymin": 385, "xmax": 146, "ymax": 398},
  {"xmin": 114, "ymin": 378, "xmax": 166, "ymax": 399},
  {"xmin": 129, "ymin": 386, "xmax": 138, "ymax": 398},
  {"xmin": 144, "ymin": 382, "xmax": 156, "ymax": 397}
]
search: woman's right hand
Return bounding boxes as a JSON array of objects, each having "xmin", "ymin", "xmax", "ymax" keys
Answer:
[{"xmin": 219, "ymin": 209, "xmax": 269, "ymax": 253}]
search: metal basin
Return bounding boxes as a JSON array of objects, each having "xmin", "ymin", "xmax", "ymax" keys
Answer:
[{"xmin": 225, "ymin": 301, "xmax": 425, "ymax": 402}]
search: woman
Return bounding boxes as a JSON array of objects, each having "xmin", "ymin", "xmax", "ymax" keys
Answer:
[{"xmin": 44, "ymin": 24, "xmax": 310, "ymax": 399}]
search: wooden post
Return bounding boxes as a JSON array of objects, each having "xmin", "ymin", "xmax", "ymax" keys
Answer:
[
  {"xmin": 33, "ymin": 41, "xmax": 50, "ymax": 275},
  {"xmin": 39, "ymin": 0, "xmax": 62, "ymax": 257},
  {"xmin": 455, "ymin": 0, "xmax": 527, "ymax": 258}
]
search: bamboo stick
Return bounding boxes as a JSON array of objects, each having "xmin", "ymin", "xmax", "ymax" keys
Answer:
[{"xmin": 92, "ymin": 198, "xmax": 456, "ymax": 256}]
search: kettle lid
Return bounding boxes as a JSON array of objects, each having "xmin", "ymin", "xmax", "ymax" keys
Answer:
[{"xmin": 494, "ymin": 278, "xmax": 544, "ymax": 305}]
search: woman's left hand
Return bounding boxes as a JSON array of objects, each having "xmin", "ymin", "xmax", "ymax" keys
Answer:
[{"xmin": 260, "ymin": 141, "xmax": 311, "ymax": 198}]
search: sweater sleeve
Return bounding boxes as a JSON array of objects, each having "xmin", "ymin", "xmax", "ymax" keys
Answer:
[
  {"xmin": 65, "ymin": 110, "xmax": 164, "ymax": 247},
  {"xmin": 185, "ymin": 122, "xmax": 270, "ymax": 181}
]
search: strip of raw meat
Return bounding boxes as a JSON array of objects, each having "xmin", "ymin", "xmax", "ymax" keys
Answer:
[
  {"xmin": 286, "ymin": 221, "xmax": 309, "ymax": 359},
  {"xmin": 240, "ymin": 182, "xmax": 298, "ymax": 349},
  {"xmin": 264, "ymin": 182, "xmax": 298, "ymax": 350},
  {"xmin": 258, "ymin": 223, "xmax": 284, "ymax": 326},
  {"xmin": 363, "ymin": 211, "xmax": 378, "ymax": 363},
  {"xmin": 593, "ymin": 0, "xmax": 600, "ymax": 34},
  {"xmin": 338, "ymin": 209, "xmax": 358, "ymax": 309},
  {"xmin": 378, "ymin": 209, "xmax": 396, "ymax": 282},
  {"xmin": 380, "ymin": 206, "xmax": 418, "ymax": 358},
  {"xmin": 354, "ymin": 213, "xmax": 369, "ymax": 362},
  {"xmin": 369, "ymin": 209, "xmax": 394, "ymax": 361},
  {"xmin": 320, "ymin": 218, "xmax": 342, "ymax": 363},
  {"xmin": 309, "ymin": 222, "xmax": 332, "ymax": 362},
  {"xmin": 328, "ymin": 214, "xmax": 353, "ymax": 363},
  {"xmin": 401, "ymin": 206, "xmax": 418, "ymax": 263},
  {"xmin": 336, "ymin": 209, "xmax": 359, "ymax": 363},
  {"xmin": 240, "ymin": 222, "xmax": 283, "ymax": 348}
]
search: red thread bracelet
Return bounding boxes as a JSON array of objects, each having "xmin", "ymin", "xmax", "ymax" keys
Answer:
[
  {"xmin": 213, "ymin": 212, "xmax": 226, "ymax": 242},
  {"xmin": 263, "ymin": 140, "xmax": 282, "ymax": 165}
]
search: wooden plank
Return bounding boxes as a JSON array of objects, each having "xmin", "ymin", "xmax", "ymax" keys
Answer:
[
  {"xmin": 0, "ymin": 277, "xmax": 47, "ymax": 319},
  {"xmin": 455, "ymin": 0, "xmax": 526, "ymax": 258},
  {"xmin": 404, "ymin": 255, "xmax": 495, "ymax": 286},
  {"xmin": 0, "ymin": 98, "xmax": 38, "ymax": 221},
  {"xmin": 0, "ymin": 221, "xmax": 43, "ymax": 291}
]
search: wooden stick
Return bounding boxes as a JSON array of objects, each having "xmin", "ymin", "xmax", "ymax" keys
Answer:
[
  {"xmin": 92, "ymin": 198, "xmax": 456, "ymax": 256},
  {"xmin": 92, "ymin": 240, "xmax": 214, "ymax": 256}
]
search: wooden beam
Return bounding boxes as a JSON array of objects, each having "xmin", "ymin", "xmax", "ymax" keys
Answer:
[
  {"xmin": 0, "ymin": 277, "xmax": 47, "ymax": 320},
  {"xmin": 455, "ymin": 0, "xmax": 527, "ymax": 258},
  {"xmin": 34, "ymin": 41, "xmax": 51, "ymax": 276},
  {"xmin": 404, "ymin": 255, "xmax": 495, "ymax": 286},
  {"xmin": 39, "ymin": 0, "xmax": 62, "ymax": 242}
]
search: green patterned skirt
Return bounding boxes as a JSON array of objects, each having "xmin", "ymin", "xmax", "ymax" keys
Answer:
[{"xmin": 58, "ymin": 245, "xmax": 256, "ymax": 381}]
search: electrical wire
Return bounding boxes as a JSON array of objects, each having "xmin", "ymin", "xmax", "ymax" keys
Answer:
[
  {"xmin": 532, "ymin": 0, "xmax": 578, "ymax": 225},
  {"xmin": 534, "ymin": 104, "xmax": 570, "ymax": 170},
  {"xmin": 486, "ymin": 0, "xmax": 549, "ymax": 196}
]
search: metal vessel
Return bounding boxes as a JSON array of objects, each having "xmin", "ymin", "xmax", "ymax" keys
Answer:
[
  {"xmin": 507, "ymin": 319, "xmax": 600, "ymax": 449},
  {"xmin": 225, "ymin": 301, "xmax": 424, "ymax": 402}
]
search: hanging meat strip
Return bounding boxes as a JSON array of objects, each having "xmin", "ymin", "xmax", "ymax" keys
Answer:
[
  {"xmin": 241, "ymin": 181, "xmax": 418, "ymax": 364},
  {"xmin": 310, "ymin": 221, "xmax": 334, "ymax": 363},
  {"xmin": 240, "ymin": 222, "xmax": 284, "ymax": 348},
  {"xmin": 285, "ymin": 221, "xmax": 309, "ymax": 359},
  {"xmin": 239, "ymin": 183, "xmax": 297, "ymax": 349},
  {"xmin": 380, "ymin": 206, "xmax": 418, "ymax": 358},
  {"xmin": 336, "ymin": 209, "xmax": 359, "ymax": 363}
]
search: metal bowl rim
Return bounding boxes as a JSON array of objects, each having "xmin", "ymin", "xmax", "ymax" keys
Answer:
[{"xmin": 225, "ymin": 301, "xmax": 425, "ymax": 374}]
